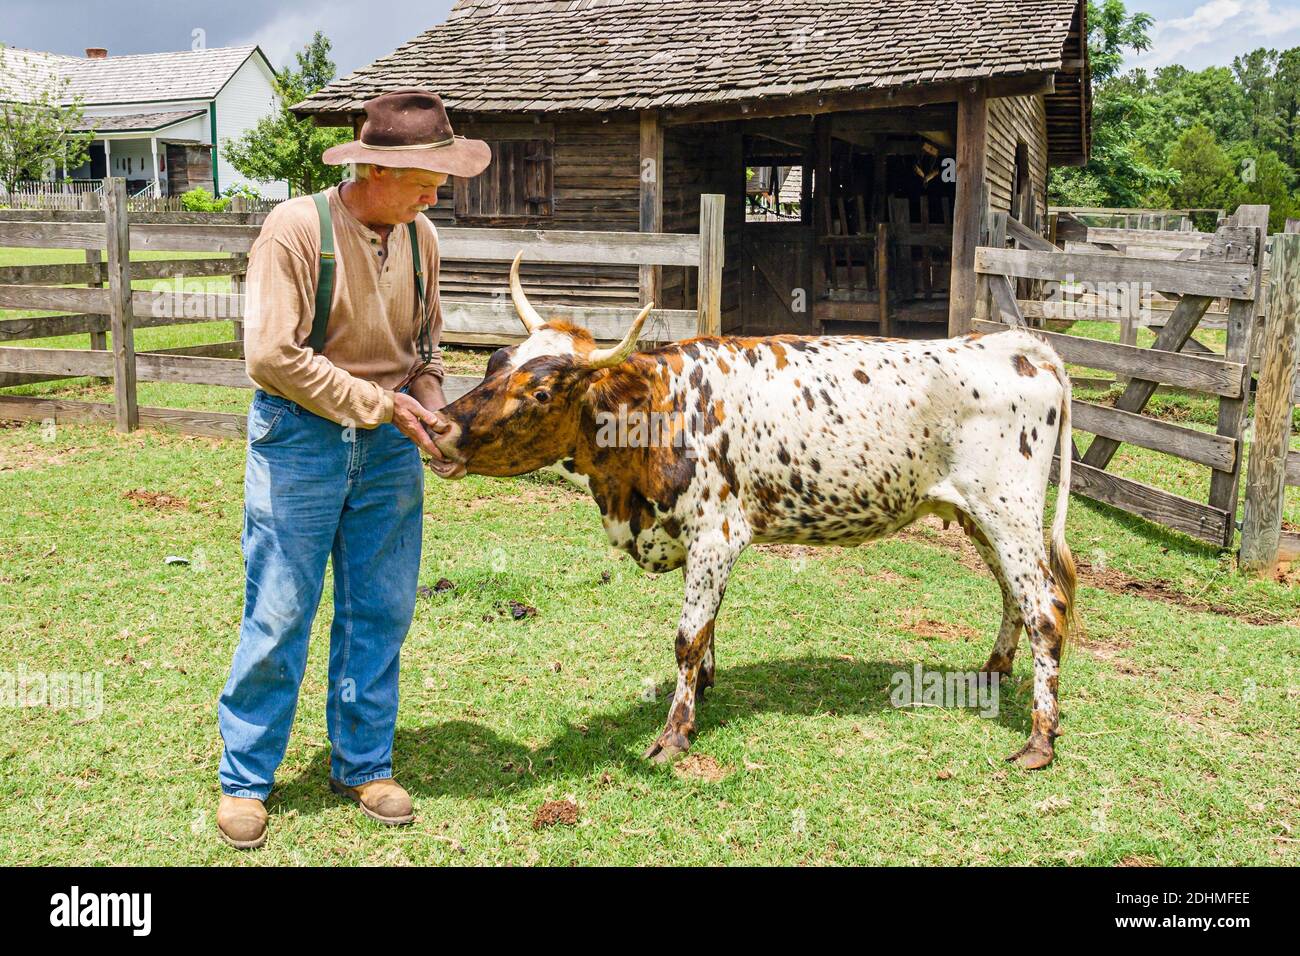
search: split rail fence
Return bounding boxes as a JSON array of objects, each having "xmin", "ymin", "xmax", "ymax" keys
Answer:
[{"xmin": 0, "ymin": 178, "xmax": 724, "ymax": 439}]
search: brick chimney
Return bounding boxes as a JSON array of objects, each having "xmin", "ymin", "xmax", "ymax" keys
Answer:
[{"xmin": 84, "ymin": 48, "xmax": 108, "ymax": 59}]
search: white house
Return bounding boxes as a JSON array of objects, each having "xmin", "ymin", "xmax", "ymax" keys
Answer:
[{"xmin": 0, "ymin": 43, "xmax": 287, "ymax": 199}]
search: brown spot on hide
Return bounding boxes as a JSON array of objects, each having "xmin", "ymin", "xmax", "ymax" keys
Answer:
[{"xmin": 1013, "ymin": 353, "xmax": 1038, "ymax": 376}]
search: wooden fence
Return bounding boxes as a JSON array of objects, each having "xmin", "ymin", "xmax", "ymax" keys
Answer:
[
  {"xmin": 2, "ymin": 184, "xmax": 284, "ymax": 214},
  {"xmin": 1240, "ymin": 231, "xmax": 1300, "ymax": 575},
  {"xmin": 0, "ymin": 178, "xmax": 724, "ymax": 439},
  {"xmin": 1050, "ymin": 206, "xmax": 1227, "ymax": 238},
  {"xmin": 973, "ymin": 205, "xmax": 1271, "ymax": 548}
]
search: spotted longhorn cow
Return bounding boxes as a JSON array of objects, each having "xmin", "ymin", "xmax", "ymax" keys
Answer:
[{"xmin": 429, "ymin": 255, "xmax": 1079, "ymax": 769}]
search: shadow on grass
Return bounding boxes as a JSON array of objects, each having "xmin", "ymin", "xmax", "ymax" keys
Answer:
[{"xmin": 272, "ymin": 655, "xmax": 1033, "ymax": 814}]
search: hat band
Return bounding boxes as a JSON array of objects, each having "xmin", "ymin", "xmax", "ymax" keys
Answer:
[{"xmin": 358, "ymin": 135, "xmax": 456, "ymax": 151}]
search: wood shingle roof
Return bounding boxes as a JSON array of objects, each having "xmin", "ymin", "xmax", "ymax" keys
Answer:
[
  {"xmin": 295, "ymin": 0, "xmax": 1084, "ymax": 116},
  {"xmin": 0, "ymin": 44, "xmax": 264, "ymax": 106}
]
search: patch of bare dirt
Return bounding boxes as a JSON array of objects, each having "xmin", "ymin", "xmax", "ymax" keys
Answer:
[
  {"xmin": 1117, "ymin": 855, "xmax": 1160, "ymax": 867},
  {"xmin": 532, "ymin": 799, "xmax": 579, "ymax": 829},
  {"xmin": 122, "ymin": 489, "xmax": 190, "ymax": 511},
  {"xmin": 901, "ymin": 515, "xmax": 1287, "ymax": 627},
  {"xmin": 898, "ymin": 611, "xmax": 978, "ymax": 643},
  {"xmin": 673, "ymin": 753, "xmax": 729, "ymax": 782}
]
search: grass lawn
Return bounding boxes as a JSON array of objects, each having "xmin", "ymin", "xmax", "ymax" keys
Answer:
[{"xmin": 1, "ymin": 248, "xmax": 1298, "ymax": 865}]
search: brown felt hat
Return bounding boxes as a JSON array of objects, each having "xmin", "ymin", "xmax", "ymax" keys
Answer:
[{"xmin": 322, "ymin": 89, "xmax": 491, "ymax": 178}]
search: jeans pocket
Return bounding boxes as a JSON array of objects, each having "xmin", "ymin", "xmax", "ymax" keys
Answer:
[{"xmin": 247, "ymin": 398, "xmax": 288, "ymax": 448}]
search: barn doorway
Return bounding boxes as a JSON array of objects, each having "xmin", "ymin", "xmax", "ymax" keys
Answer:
[
  {"xmin": 735, "ymin": 108, "xmax": 958, "ymax": 338},
  {"xmin": 740, "ymin": 124, "xmax": 815, "ymax": 335}
]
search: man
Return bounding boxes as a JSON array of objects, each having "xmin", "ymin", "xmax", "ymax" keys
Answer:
[{"xmin": 215, "ymin": 89, "xmax": 490, "ymax": 849}]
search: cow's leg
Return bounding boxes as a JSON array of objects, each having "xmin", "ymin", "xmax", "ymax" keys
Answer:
[
  {"xmin": 958, "ymin": 513, "xmax": 1024, "ymax": 677},
  {"xmin": 644, "ymin": 534, "xmax": 743, "ymax": 764},
  {"xmin": 958, "ymin": 506, "xmax": 1065, "ymax": 770},
  {"xmin": 696, "ymin": 632, "xmax": 716, "ymax": 699}
]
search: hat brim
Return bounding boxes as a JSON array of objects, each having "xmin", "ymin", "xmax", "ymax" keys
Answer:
[{"xmin": 322, "ymin": 135, "xmax": 491, "ymax": 178}]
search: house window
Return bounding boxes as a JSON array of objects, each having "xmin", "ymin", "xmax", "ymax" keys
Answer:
[{"xmin": 454, "ymin": 138, "xmax": 553, "ymax": 221}]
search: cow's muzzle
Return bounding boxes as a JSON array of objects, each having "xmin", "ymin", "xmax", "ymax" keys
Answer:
[{"xmin": 428, "ymin": 420, "xmax": 467, "ymax": 479}]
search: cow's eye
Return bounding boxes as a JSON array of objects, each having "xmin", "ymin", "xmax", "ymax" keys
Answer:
[{"xmin": 533, "ymin": 389, "xmax": 551, "ymax": 403}]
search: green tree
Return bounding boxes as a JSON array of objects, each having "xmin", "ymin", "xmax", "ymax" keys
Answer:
[
  {"xmin": 1165, "ymin": 124, "xmax": 1236, "ymax": 209},
  {"xmin": 1089, "ymin": 0, "xmax": 1155, "ymax": 83},
  {"xmin": 1132, "ymin": 65, "xmax": 1250, "ymax": 166},
  {"xmin": 223, "ymin": 32, "xmax": 350, "ymax": 196},
  {"xmin": 0, "ymin": 44, "xmax": 95, "ymax": 196},
  {"xmin": 1049, "ymin": 1, "xmax": 1175, "ymax": 206},
  {"xmin": 1273, "ymin": 48, "xmax": 1300, "ymax": 169},
  {"xmin": 1229, "ymin": 145, "xmax": 1297, "ymax": 229}
]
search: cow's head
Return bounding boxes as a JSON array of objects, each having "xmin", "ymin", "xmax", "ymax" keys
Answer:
[{"xmin": 428, "ymin": 253, "xmax": 653, "ymax": 479}]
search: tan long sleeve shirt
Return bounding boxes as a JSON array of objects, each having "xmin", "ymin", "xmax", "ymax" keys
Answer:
[{"xmin": 242, "ymin": 185, "xmax": 445, "ymax": 427}]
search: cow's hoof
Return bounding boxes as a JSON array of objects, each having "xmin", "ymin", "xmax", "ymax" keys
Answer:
[
  {"xmin": 979, "ymin": 654, "xmax": 1014, "ymax": 679},
  {"xmin": 1006, "ymin": 735, "xmax": 1054, "ymax": 770},
  {"xmin": 643, "ymin": 731, "xmax": 690, "ymax": 764}
]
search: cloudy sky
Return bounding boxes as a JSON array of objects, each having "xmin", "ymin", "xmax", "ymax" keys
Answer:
[{"xmin": 2, "ymin": 1, "xmax": 1298, "ymax": 78}]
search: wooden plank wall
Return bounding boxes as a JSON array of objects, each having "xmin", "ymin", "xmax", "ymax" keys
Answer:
[
  {"xmin": 986, "ymin": 93, "xmax": 1048, "ymax": 223},
  {"xmin": 430, "ymin": 113, "xmax": 643, "ymax": 309}
]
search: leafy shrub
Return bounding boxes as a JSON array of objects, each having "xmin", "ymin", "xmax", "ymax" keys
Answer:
[{"xmin": 180, "ymin": 187, "xmax": 230, "ymax": 212}]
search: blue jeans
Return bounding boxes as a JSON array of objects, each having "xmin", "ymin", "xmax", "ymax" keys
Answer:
[{"xmin": 217, "ymin": 389, "xmax": 424, "ymax": 800}]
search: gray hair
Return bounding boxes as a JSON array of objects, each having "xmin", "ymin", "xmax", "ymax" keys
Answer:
[{"xmin": 350, "ymin": 163, "xmax": 409, "ymax": 181}]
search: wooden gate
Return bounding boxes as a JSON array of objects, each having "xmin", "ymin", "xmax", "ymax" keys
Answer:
[
  {"xmin": 972, "ymin": 205, "xmax": 1269, "ymax": 548},
  {"xmin": 741, "ymin": 221, "xmax": 815, "ymax": 335}
]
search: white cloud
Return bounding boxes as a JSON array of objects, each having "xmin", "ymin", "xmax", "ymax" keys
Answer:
[{"xmin": 1133, "ymin": 0, "xmax": 1300, "ymax": 70}]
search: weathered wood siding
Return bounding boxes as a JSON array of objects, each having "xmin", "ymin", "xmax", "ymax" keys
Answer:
[
  {"xmin": 986, "ymin": 93, "xmax": 1048, "ymax": 226},
  {"xmin": 426, "ymin": 113, "xmax": 642, "ymax": 309}
]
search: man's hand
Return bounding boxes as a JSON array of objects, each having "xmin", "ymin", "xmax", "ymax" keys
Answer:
[{"xmin": 391, "ymin": 391, "xmax": 449, "ymax": 457}]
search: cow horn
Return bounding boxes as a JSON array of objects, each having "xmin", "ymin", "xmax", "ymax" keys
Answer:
[
  {"xmin": 588, "ymin": 301, "xmax": 654, "ymax": 368},
  {"xmin": 509, "ymin": 252, "xmax": 546, "ymax": 333}
]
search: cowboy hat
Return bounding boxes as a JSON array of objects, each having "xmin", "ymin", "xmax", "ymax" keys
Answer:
[{"xmin": 322, "ymin": 88, "xmax": 491, "ymax": 178}]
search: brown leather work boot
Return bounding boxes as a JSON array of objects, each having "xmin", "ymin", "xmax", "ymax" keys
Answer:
[
  {"xmin": 217, "ymin": 795, "xmax": 268, "ymax": 850},
  {"xmin": 329, "ymin": 777, "xmax": 414, "ymax": 825}
]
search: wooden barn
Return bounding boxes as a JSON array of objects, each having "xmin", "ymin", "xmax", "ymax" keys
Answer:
[{"xmin": 294, "ymin": 0, "xmax": 1091, "ymax": 338}]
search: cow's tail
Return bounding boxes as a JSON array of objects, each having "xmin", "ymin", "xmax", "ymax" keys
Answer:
[{"xmin": 1049, "ymin": 367, "xmax": 1080, "ymax": 659}]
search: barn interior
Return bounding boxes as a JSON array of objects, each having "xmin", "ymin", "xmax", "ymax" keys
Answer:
[{"xmin": 735, "ymin": 108, "xmax": 960, "ymax": 339}]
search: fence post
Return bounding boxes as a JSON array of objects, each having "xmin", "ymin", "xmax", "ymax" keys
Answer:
[
  {"xmin": 1208, "ymin": 204, "xmax": 1269, "ymax": 547},
  {"xmin": 85, "ymin": 248, "xmax": 110, "ymax": 385},
  {"xmin": 230, "ymin": 270, "xmax": 245, "ymax": 346},
  {"xmin": 103, "ymin": 177, "xmax": 138, "ymax": 432},
  {"xmin": 696, "ymin": 193, "xmax": 724, "ymax": 336},
  {"xmin": 1240, "ymin": 232, "xmax": 1300, "ymax": 576},
  {"xmin": 229, "ymin": 195, "xmax": 248, "ymax": 343}
]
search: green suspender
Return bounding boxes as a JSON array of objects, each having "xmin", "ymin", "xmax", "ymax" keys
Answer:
[
  {"xmin": 408, "ymin": 219, "xmax": 433, "ymax": 365},
  {"xmin": 309, "ymin": 192, "xmax": 335, "ymax": 355},
  {"xmin": 309, "ymin": 191, "xmax": 431, "ymax": 367}
]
